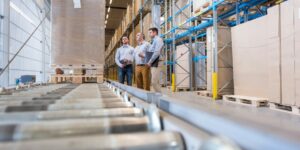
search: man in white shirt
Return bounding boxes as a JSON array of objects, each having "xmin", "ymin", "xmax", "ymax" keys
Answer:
[
  {"xmin": 134, "ymin": 33, "xmax": 151, "ymax": 91},
  {"xmin": 115, "ymin": 36, "xmax": 134, "ymax": 86}
]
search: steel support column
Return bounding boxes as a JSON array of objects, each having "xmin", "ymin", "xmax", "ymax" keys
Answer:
[
  {"xmin": 171, "ymin": 0, "xmax": 176, "ymax": 92},
  {"xmin": 0, "ymin": 0, "xmax": 10, "ymax": 87},
  {"xmin": 212, "ymin": 0, "xmax": 218, "ymax": 100}
]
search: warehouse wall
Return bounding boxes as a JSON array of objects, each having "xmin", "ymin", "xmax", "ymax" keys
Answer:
[{"xmin": 0, "ymin": 0, "xmax": 51, "ymax": 87}]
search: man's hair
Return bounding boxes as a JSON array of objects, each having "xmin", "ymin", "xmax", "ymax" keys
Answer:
[
  {"xmin": 148, "ymin": 27, "xmax": 158, "ymax": 34},
  {"xmin": 122, "ymin": 35, "xmax": 129, "ymax": 39}
]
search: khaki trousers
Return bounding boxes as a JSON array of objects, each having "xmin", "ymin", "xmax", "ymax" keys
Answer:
[
  {"xmin": 150, "ymin": 61, "xmax": 163, "ymax": 92},
  {"xmin": 135, "ymin": 65, "xmax": 150, "ymax": 91}
]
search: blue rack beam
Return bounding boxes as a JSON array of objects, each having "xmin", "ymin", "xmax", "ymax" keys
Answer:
[
  {"xmin": 161, "ymin": 0, "xmax": 225, "ymax": 38},
  {"xmin": 163, "ymin": 0, "xmax": 268, "ymax": 44}
]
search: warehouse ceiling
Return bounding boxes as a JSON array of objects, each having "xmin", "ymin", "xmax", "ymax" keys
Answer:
[{"xmin": 105, "ymin": 0, "xmax": 132, "ymax": 50}]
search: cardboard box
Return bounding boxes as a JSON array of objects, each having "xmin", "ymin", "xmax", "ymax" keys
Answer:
[
  {"xmin": 280, "ymin": 1, "xmax": 296, "ymax": 105},
  {"xmin": 267, "ymin": 5, "xmax": 281, "ymax": 103},
  {"xmin": 175, "ymin": 45, "xmax": 190, "ymax": 87},
  {"xmin": 232, "ymin": 16, "xmax": 269, "ymax": 98},
  {"xmin": 294, "ymin": 0, "xmax": 300, "ymax": 106},
  {"xmin": 232, "ymin": 1, "xmax": 300, "ymax": 105}
]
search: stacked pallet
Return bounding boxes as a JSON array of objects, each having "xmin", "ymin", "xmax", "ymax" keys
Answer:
[
  {"xmin": 51, "ymin": 0, "xmax": 104, "ymax": 66},
  {"xmin": 174, "ymin": 42, "xmax": 207, "ymax": 91},
  {"xmin": 175, "ymin": 44, "xmax": 190, "ymax": 90},
  {"xmin": 230, "ymin": 0, "xmax": 300, "ymax": 111}
]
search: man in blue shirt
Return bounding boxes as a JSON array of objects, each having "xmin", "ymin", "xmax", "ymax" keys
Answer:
[
  {"xmin": 115, "ymin": 36, "xmax": 134, "ymax": 86},
  {"xmin": 146, "ymin": 27, "xmax": 164, "ymax": 92},
  {"xmin": 134, "ymin": 33, "xmax": 151, "ymax": 91}
]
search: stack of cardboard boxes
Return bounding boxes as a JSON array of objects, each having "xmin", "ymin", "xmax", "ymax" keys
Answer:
[{"xmin": 231, "ymin": 0, "xmax": 300, "ymax": 106}]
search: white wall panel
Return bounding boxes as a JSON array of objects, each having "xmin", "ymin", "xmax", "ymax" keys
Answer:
[{"xmin": 0, "ymin": 0, "xmax": 51, "ymax": 87}]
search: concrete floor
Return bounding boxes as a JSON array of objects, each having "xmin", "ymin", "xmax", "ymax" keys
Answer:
[{"xmin": 159, "ymin": 87, "xmax": 300, "ymax": 144}]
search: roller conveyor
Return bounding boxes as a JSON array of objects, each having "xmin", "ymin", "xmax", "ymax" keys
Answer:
[
  {"xmin": 10, "ymin": 116, "xmax": 156, "ymax": 141},
  {"xmin": 0, "ymin": 132, "xmax": 184, "ymax": 150},
  {"xmin": 0, "ymin": 108, "xmax": 144, "ymax": 123},
  {"xmin": 0, "ymin": 84, "xmax": 187, "ymax": 150}
]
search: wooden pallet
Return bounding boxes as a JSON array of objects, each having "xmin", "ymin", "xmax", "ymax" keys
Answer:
[
  {"xmin": 50, "ymin": 75, "xmax": 103, "ymax": 84},
  {"xmin": 176, "ymin": 87, "xmax": 191, "ymax": 92},
  {"xmin": 269, "ymin": 103, "xmax": 300, "ymax": 115},
  {"xmin": 51, "ymin": 64, "xmax": 103, "ymax": 69},
  {"xmin": 167, "ymin": 86, "xmax": 191, "ymax": 92},
  {"xmin": 197, "ymin": 90, "xmax": 213, "ymax": 97},
  {"xmin": 223, "ymin": 95, "xmax": 268, "ymax": 107}
]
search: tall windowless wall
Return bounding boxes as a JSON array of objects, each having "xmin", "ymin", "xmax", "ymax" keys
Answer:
[{"xmin": 0, "ymin": 0, "xmax": 51, "ymax": 87}]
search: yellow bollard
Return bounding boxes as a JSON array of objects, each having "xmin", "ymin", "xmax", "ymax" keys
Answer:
[
  {"xmin": 212, "ymin": 72, "xmax": 218, "ymax": 100},
  {"xmin": 172, "ymin": 73, "xmax": 175, "ymax": 92}
]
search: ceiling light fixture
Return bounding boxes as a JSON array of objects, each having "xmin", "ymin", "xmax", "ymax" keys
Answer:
[
  {"xmin": 10, "ymin": 2, "xmax": 35, "ymax": 24},
  {"xmin": 73, "ymin": 0, "xmax": 81, "ymax": 8},
  {"xmin": 106, "ymin": 0, "xmax": 113, "ymax": 27}
]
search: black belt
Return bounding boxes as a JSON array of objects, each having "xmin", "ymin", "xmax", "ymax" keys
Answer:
[
  {"xmin": 121, "ymin": 64, "xmax": 132, "ymax": 68},
  {"xmin": 136, "ymin": 64, "xmax": 145, "ymax": 66}
]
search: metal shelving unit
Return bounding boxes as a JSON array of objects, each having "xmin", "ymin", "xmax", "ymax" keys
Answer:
[{"xmin": 161, "ymin": 0, "xmax": 272, "ymax": 99}]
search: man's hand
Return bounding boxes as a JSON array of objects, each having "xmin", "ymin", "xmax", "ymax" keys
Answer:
[
  {"xmin": 120, "ymin": 64, "xmax": 125, "ymax": 68},
  {"xmin": 146, "ymin": 63, "xmax": 151, "ymax": 67},
  {"xmin": 138, "ymin": 53, "xmax": 145, "ymax": 58}
]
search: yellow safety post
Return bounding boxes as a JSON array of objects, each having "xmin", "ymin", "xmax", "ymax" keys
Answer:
[
  {"xmin": 212, "ymin": 72, "xmax": 218, "ymax": 100},
  {"xmin": 172, "ymin": 73, "xmax": 176, "ymax": 92}
]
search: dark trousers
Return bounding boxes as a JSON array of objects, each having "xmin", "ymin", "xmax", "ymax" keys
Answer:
[{"xmin": 118, "ymin": 65, "xmax": 133, "ymax": 86}]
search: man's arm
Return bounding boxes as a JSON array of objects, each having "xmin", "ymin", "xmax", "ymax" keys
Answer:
[
  {"xmin": 148, "ymin": 38, "xmax": 164, "ymax": 64},
  {"xmin": 139, "ymin": 43, "xmax": 149, "ymax": 58},
  {"xmin": 126, "ymin": 47, "xmax": 135, "ymax": 63},
  {"xmin": 115, "ymin": 48, "xmax": 123, "ymax": 67}
]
